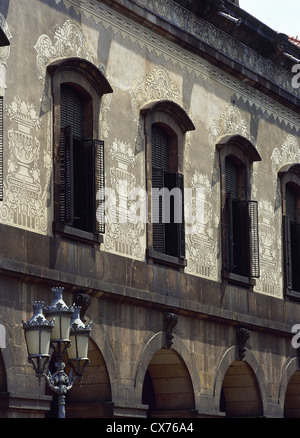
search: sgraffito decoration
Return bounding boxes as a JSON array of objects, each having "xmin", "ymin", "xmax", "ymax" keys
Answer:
[
  {"xmin": 1, "ymin": 98, "xmax": 49, "ymax": 232},
  {"xmin": 104, "ymin": 139, "xmax": 145, "ymax": 260}
]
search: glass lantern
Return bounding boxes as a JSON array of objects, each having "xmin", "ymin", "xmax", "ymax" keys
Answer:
[
  {"xmin": 68, "ymin": 306, "xmax": 92, "ymax": 378},
  {"xmin": 22, "ymin": 301, "xmax": 54, "ymax": 380},
  {"xmin": 44, "ymin": 287, "xmax": 74, "ymax": 354}
]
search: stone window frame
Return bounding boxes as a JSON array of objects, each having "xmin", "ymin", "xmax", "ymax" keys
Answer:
[
  {"xmin": 217, "ymin": 134, "xmax": 261, "ymax": 288},
  {"xmin": 279, "ymin": 164, "xmax": 300, "ymax": 299},
  {"xmin": 47, "ymin": 57, "xmax": 112, "ymax": 245},
  {"xmin": 141, "ymin": 100, "xmax": 195, "ymax": 270}
]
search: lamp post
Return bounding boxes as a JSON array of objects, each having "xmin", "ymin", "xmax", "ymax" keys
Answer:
[{"xmin": 22, "ymin": 287, "xmax": 92, "ymax": 418}]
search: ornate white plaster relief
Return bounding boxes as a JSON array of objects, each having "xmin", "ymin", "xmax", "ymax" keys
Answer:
[
  {"xmin": 103, "ymin": 139, "xmax": 145, "ymax": 260},
  {"xmin": 34, "ymin": 19, "xmax": 111, "ymax": 137},
  {"xmin": 271, "ymin": 134, "xmax": 300, "ymax": 174},
  {"xmin": 0, "ymin": 98, "xmax": 50, "ymax": 232},
  {"xmin": 67, "ymin": 0, "xmax": 300, "ymax": 131},
  {"xmin": 254, "ymin": 199, "xmax": 282, "ymax": 298},
  {"xmin": 131, "ymin": 66, "xmax": 182, "ymax": 124},
  {"xmin": 185, "ymin": 172, "xmax": 218, "ymax": 281}
]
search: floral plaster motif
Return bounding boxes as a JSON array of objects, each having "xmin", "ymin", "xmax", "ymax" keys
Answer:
[
  {"xmin": 208, "ymin": 104, "xmax": 255, "ymax": 146},
  {"xmin": 1, "ymin": 98, "xmax": 50, "ymax": 232},
  {"xmin": 131, "ymin": 66, "xmax": 181, "ymax": 123},
  {"xmin": 185, "ymin": 172, "xmax": 218, "ymax": 280},
  {"xmin": 104, "ymin": 139, "xmax": 145, "ymax": 260},
  {"xmin": 34, "ymin": 19, "xmax": 111, "ymax": 138},
  {"xmin": 254, "ymin": 200, "xmax": 282, "ymax": 298},
  {"xmin": 271, "ymin": 134, "xmax": 300, "ymax": 173},
  {"xmin": 209, "ymin": 104, "xmax": 258, "ymax": 196},
  {"xmin": 34, "ymin": 20, "xmax": 95, "ymax": 81}
]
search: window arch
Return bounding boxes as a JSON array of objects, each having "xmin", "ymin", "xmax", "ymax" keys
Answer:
[
  {"xmin": 217, "ymin": 135, "xmax": 261, "ymax": 285},
  {"xmin": 279, "ymin": 164, "xmax": 300, "ymax": 298},
  {"xmin": 142, "ymin": 100, "xmax": 195, "ymax": 268},
  {"xmin": 48, "ymin": 58, "xmax": 112, "ymax": 241}
]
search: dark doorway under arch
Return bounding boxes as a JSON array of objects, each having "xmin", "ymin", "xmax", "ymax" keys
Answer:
[
  {"xmin": 220, "ymin": 360, "xmax": 263, "ymax": 417},
  {"xmin": 46, "ymin": 338, "xmax": 112, "ymax": 418},
  {"xmin": 142, "ymin": 348, "xmax": 196, "ymax": 418},
  {"xmin": 284, "ymin": 370, "xmax": 300, "ymax": 417}
]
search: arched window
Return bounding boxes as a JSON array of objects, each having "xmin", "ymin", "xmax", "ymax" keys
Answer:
[
  {"xmin": 142, "ymin": 100, "xmax": 195, "ymax": 269},
  {"xmin": 48, "ymin": 58, "xmax": 112, "ymax": 242},
  {"xmin": 217, "ymin": 135, "xmax": 261, "ymax": 285},
  {"xmin": 279, "ymin": 164, "xmax": 300, "ymax": 297}
]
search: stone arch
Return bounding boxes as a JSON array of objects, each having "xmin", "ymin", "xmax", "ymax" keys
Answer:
[
  {"xmin": 278, "ymin": 357, "xmax": 300, "ymax": 417},
  {"xmin": 213, "ymin": 346, "xmax": 267, "ymax": 417},
  {"xmin": 47, "ymin": 57, "xmax": 113, "ymax": 97},
  {"xmin": 46, "ymin": 323, "xmax": 117, "ymax": 418},
  {"xmin": 134, "ymin": 332, "xmax": 199, "ymax": 417},
  {"xmin": 216, "ymin": 134, "xmax": 261, "ymax": 164}
]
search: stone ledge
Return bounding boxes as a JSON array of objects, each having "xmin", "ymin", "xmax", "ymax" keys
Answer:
[{"xmin": 0, "ymin": 255, "xmax": 294, "ymax": 338}]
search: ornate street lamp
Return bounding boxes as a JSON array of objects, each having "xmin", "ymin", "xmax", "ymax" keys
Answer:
[
  {"xmin": 68, "ymin": 306, "xmax": 92, "ymax": 380},
  {"xmin": 22, "ymin": 301, "xmax": 54, "ymax": 381},
  {"xmin": 22, "ymin": 287, "xmax": 92, "ymax": 418}
]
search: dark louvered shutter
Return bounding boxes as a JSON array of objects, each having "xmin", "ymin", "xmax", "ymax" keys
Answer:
[
  {"xmin": 0, "ymin": 97, "xmax": 3, "ymax": 201},
  {"xmin": 152, "ymin": 167, "xmax": 165, "ymax": 253},
  {"xmin": 79, "ymin": 139, "xmax": 94, "ymax": 231},
  {"xmin": 225, "ymin": 156, "xmax": 238, "ymax": 200},
  {"xmin": 285, "ymin": 185, "xmax": 300, "ymax": 291},
  {"xmin": 60, "ymin": 84, "xmax": 83, "ymax": 227},
  {"xmin": 95, "ymin": 140, "xmax": 105, "ymax": 234},
  {"xmin": 248, "ymin": 200, "xmax": 260, "ymax": 278},
  {"xmin": 60, "ymin": 125, "xmax": 73, "ymax": 224},
  {"xmin": 286, "ymin": 185, "xmax": 296, "ymax": 223},
  {"xmin": 234, "ymin": 200, "xmax": 250, "ymax": 277},
  {"xmin": 165, "ymin": 172, "xmax": 185, "ymax": 258},
  {"xmin": 152, "ymin": 124, "xmax": 169, "ymax": 172},
  {"xmin": 283, "ymin": 215, "xmax": 293, "ymax": 290},
  {"xmin": 61, "ymin": 85, "xmax": 83, "ymax": 139},
  {"xmin": 291, "ymin": 223, "xmax": 300, "ymax": 292},
  {"xmin": 225, "ymin": 157, "xmax": 238, "ymax": 272},
  {"xmin": 225, "ymin": 192, "xmax": 234, "ymax": 272}
]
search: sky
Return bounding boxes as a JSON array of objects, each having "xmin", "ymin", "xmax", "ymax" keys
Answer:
[{"xmin": 239, "ymin": 0, "xmax": 300, "ymax": 38}]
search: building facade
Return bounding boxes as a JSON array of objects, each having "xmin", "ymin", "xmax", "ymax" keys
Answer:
[{"xmin": 0, "ymin": 0, "xmax": 300, "ymax": 418}]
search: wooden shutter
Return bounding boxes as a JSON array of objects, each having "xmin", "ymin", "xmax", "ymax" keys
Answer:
[
  {"xmin": 291, "ymin": 222, "xmax": 300, "ymax": 292},
  {"xmin": 152, "ymin": 167, "xmax": 165, "ymax": 254},
  {"xmin": 284, "ymin": 186, "xmax": 300, "ymax": 291},
  {"xmin": 0, "ymin": 97, "xmax": 3, "ymax": 201},
  {"xmin": 286, "ymin": 185, "xmax": 296, "ymax": 222},
  {"xmin": 283, "ymin": 215, "xmax": 293, "ymax": 290},
  {"xmin": 225, "ymin": 156, "xmax": 238, "ymax": 200},
  {"xmin": 61, "ymin": 85, "xmax": 83, "ymax": 139},
  {"xmin": 60, "ymin": 125, "xmax": 73, "ymax": 224},
  {"xmin": 95, "ymin": 139, "xmax": 105, "ymax": 234},
  {"xmin": 79, "ymin": 139, "xmax": 94, "ymax": 232},
  {"xmin": 225, "ymin": 192, "xmax": 234, "ymax": 272},
  {"xmin": 151, "ymin": 124, "xmax": 168, "ymax": 171},
  {"xmin": 248, "ymin": 200, "xmax": 260, "ymax": 278},
  {"xmin": 164, "ymin": 172, "xmax": 185, "ymax": 258}
]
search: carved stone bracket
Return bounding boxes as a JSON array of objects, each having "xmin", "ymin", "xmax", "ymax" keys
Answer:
[
  {"xmin": 164, "ymin": 312, "xmax": 178, "ymax": 349},
  {"xmin": 73, "ymin": 292, "xmax": 92, "ymax": 322},
  {"xmin": 236, "ymin": 326, "xmax": 251, "ymax": 361}
]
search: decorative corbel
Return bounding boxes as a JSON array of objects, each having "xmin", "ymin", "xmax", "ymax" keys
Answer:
[
  {"xmin": 73, "ymin": 291, "xmax": 92, "ymax": 322},
  {"xmin": 164, "ymin": 312, "xmax": 178, "ymax": 349},
  {"xmin": 236, "ymin": 326, "xmax": 251, "ymax": 361}
]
